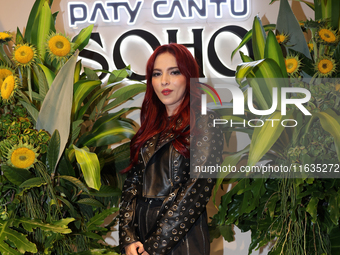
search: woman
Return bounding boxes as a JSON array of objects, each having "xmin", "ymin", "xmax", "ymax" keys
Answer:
[{"xmin": 119, "ymin": 43, "xmax": 223, "ymax": 255}]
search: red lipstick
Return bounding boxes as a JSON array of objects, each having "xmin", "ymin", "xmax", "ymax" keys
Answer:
[{"xmin": 162, "ymin": 89, "xmax": 172, "ymax": 95}]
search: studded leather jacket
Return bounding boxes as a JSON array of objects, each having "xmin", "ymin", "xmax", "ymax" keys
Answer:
[{"xmin": 119, "ymin": 111, "xmax": 223, "ymax": 255}]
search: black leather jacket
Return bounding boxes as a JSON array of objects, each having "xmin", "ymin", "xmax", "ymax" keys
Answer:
[{"xmin": 119, "ymin": 111, "xmax": 223, "ymax": 255}]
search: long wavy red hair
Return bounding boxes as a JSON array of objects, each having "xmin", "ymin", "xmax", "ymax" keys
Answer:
[{"xmin": 121, "ymin": 43, "xmax": 201, "ymax": 173}]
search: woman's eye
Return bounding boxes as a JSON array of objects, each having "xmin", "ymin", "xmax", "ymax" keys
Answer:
[
  {"xmin": 152, "ymin": 72, "xmax": 161, "ymax": 77},
  {"xmin": 171, "ymin": 70, "xmax": 181, "ymax": 75}
]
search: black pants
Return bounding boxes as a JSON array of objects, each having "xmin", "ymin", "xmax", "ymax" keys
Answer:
[{"xmin": 135, "ymin": 198, "xmax": 210, "ymax": 255}]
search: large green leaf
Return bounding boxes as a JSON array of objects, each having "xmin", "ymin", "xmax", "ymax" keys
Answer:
[
  {"xmin": 58, "ymin": 175, "xmax": 90, "ymax": 193},
  {"xmin": 73, "ymin": 145, "xmax": 101, "ymax": 191},
  {"xmin": 19, "ymin": 177, "xmax": 47, "ymax": 191},
  {"xmin": 14, "ymin": 218, "xmax": 74, "ymax": 234},
  {"xmin": 314, "ymin": 109, "xmax": 340, "ymax": 161},
  {"xmin": 24, "ymin": 0, "xmax": 49, "ymax": 42},
  {"xmin": 252, "ymin": 15, "xmax": 267, "ymax": 60},
  {"xmin": 91, "ymin": 107, "xmax": 139, "ymax": 132},
  {"xmin": 72, "ymin": 25, "xmax": 94, "ymax": 52},
  {"xmin": 247, "ymin": 111, "xmax": 291, "ymax": 167},
  {"xmin": 264, "ymin": 30, "xmax": 288, "ymax": 78},
  {"xmin": 103, "ymin": 83, "xmax": 146, "ymax": 112},
  {"xmin": 0, "ymin": 219, "xmax": 37, "ymax": 254},
  {"xmin": 38, "ymin": 64, "xmax": 55, "ymax": 88},
  {"xmin": 276, "ymin": 0, "xmax": 311, "ymax": 59},
  {"xmin": 47, "ymin": 130, "xmax": 61, "ymax": 173},
  {"xmin": 87, "ymin": 208, "xmax": 118, "ymax": 231},
  {"xmin": 231, "ymin": 24, "xmax": 276, "ymax": 60},
  {"xmin": 77, "ymin": 120, "xmax": 135, "ymax": 147},
  {"xmin": 1, "ymin": 165, "xmax": 34, "ymax": 186},
  {"xmin": 236, "ymin": 59, "xmax": 287, "ymax": 111},
  {"xmin": 36, "ymin": 51, "xmax": 79, "ymax": 169},
  {"xmin": 77, "ymin": 198, "xmax": 104, "ymax": 208},
  {"xmin": 108, "ymin": 67, "xmax": 133, "ymax": 83},
  {"xmin": 73, "ymin": 80, "xmax": 102, "ymax": 117},
  {"xmin": 30, "ymin": 1, "xmax": 55, "ymax": 61}
]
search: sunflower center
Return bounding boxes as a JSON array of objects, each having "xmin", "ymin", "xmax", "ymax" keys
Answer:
[
  {"xmin": 11, "ymin": 147, "xmax": 36, "ymax": 169},
  {"xmin": 322, "ymin": 63, "xmax": 328, "ymax": 69},
  {"xmin": 56, "ymin": 41, "xmax": 64, "ymax": 49},
  {"xmin": 19, "ymin": 155, "xmax": 27, "ymax": 161},
  {"xmin": 288, "ymin": 63, "xmax": 294, "ymax": 69}
]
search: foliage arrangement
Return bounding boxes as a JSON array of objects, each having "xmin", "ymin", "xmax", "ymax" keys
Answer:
[
  {"xmin": 0, "ymin": 0, "xmax": 145, "ymax": 254},
  {"xmin": 211, "ymin": 0, "xmax": 340, "ymax": 254}
]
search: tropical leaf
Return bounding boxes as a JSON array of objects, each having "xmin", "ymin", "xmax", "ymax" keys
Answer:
[
  {"xmin": 103, "ymin": 83, "xmax": 146, "ymax": 112},
  {"xmin": 73, "ymin": 145, "xmax": 101, "ymax": 191},
  {"xmin": 276, "ymin": 0, "xmax": 311, "ymax": 59},
  {"xmin": 38, "ymin": 64, "xmax": 55, "ymax": 88},
  {"xmin": 77, "ymin": 120, "xmax": 135, "ymax": 147},
  {"xmin": 73, "ymin": 80, "xmax": 102, "ymax": 116},
  {"xmin": 36, "ymin": 51, "xmax": 79, "ymax": 169},
  {"xmin": 58, "ymin": 175, "xmax": 90, "ymax": 194},
  {"xmin": 19, "ymin": 177, "xmax": 47, "ymax": 191},
  {"xmin": 247, "ymin": 111, "xmax": 292, "ymax": 167},
  {"xmin": 231, "ymin": 24, "xmax": 276, "ymax": 60},
  {"xmin": 14, "ymin": 218, "xmax": 74, "ymax": 234},
  {"xmin": 47, "ymin": 129, "xmax": 61, "ymax": 173},
  {"xmin": 72, "ymin": 25, "xmax": 94, "ymax": 52},
  {"xmin": 0, "ymin": 219, "xmax": 37, "ymax": 254},
  {"xmin": 86, "ymin": 207, "xmax": 118, "ymax": 231},
  {"xmin": 30, "ymin": 1, "xmax": 55, "ymax": 61},
  {"xmin": 252, "ymin": 15, "xmax": 267, "ymax": 60},
  {"xmin": 24, "ymin": 0, "xmax": 49, "ymax": 42},
  {"xmin": 91, "ymin": 107, "xmax": 139, "ymax": 132},
  {"xmin": 264, "ymin": 30, "xmax": 288, "ymax": 78},
  {"xmin": 1, "ymin": 165, "xmax": 34, "ymax": 186},
  {"xmin": 108, "ymin": 67, "xmax": 133, "ymax": 83},
  {"xmin": 77, "ymin": 198, "xmax": 104, "ymax": 208}
]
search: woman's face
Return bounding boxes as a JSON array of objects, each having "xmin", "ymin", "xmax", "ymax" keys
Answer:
[{"xmin": 152, "ymin": 52, "xmax": 187, "ymax": 116}]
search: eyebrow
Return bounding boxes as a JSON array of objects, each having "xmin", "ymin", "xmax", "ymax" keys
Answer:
[{"xmin": 153, "ymin": 66, "xmax": 179, "ymax": 72}]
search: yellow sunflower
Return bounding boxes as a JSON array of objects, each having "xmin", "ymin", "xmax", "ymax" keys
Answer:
[
  {"xmin": 47, "ymin": 33, "xmax": 73, "ymax": 63},
  {"xmin": 0, "ymin": 66, "xmax": 14, "ymax": 88},
  {"xmin": 285, "ymin": 55, "xmax": 301, "ymax": 77},
  {"xmin": 13, "ymin": 43, "xmax": 38, "ymax": 68},
  {"xmin": 0, "ymin": 75, "xmax": 19, "ymax": 103},
  {"xmin": 308, "ymin": 42, "xmax": 314, "ymax": 52},
  {"xmin": 0, "ymin": 31, "xmax": 12, "ymax": 44},
  {"xmin": 276, "ymin": 33, "xmax": 289, "ymax": 44},
  {"xmin": 318, "ymin": 28, "xmax": 338, "ymax": 43},
  {"xmin": 335, "ymin": 84, "xmax": 340, "ymax": 92},
  {"xmin": 316, "ymin": 56, "xmax": 336, "ymax": 77},
  {"xmin": 5, "ymin": 141, "xmax": 38, "ymax": 169}
]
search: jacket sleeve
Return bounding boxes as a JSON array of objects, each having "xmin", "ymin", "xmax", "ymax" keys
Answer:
[
  {"xmin": 119, "ymin": 158, "xmax": 143, "ymax": 252},
  {"xmin": 143, "ymin": 112, "xmax": 224, "ymax": 255}
]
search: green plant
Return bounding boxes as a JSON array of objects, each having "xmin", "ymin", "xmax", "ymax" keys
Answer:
[
  {"xmin": 0, "ymin": 0, "xmax": 145, "ymax": 254},
  {"xmin": 211, "ymin": 0, "xmax": 340, "ymax": 254}
]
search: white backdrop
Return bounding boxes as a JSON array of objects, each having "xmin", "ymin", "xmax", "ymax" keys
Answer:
[{"xmin": 0, "ymin": 1, "xmax": 313, "ymax": 254}]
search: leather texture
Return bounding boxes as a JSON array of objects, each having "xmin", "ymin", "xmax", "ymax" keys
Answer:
[{"xmin": 119, "ymin": 111, "xmax": 224, "ymax": 255}]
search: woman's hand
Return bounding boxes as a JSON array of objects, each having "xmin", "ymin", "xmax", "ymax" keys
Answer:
[{"xmin": 125, "ymin": 241, "xmax": 149, "ymax": 255}]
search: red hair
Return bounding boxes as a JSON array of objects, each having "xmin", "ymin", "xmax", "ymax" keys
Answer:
[{"xmin": 121, "ymin": 43, "xmax": 202, "ymax": 173}]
